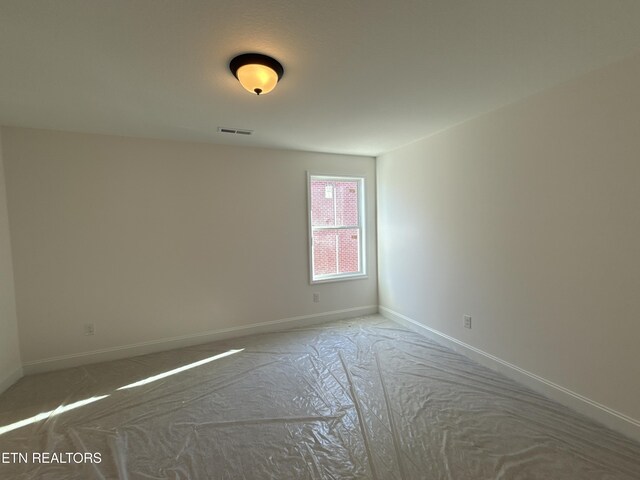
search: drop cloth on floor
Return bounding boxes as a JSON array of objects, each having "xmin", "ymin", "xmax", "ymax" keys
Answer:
[{"xmin": 0, "ymin": 315, "xmax": 639, "ymax": 479}]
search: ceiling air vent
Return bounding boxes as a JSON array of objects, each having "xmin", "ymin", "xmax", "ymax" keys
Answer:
[{"xmin": 217, "ymin": 127, "xmax": 253, "ymax": 136}]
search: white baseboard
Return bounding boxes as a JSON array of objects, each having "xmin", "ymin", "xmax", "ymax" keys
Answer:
[
  {"xmin": 0, "ymin": 366, "xmax": 23, "ymax": 395},
  {"xmin": 380, "ymin": 305, "xmax": 640, "ymax": 444},
  {"xmin": 23, "ymin": 305, "xmax": 378, "ymax": 375}
]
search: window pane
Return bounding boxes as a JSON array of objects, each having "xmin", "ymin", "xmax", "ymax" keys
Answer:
[
  {"xmin": 310, "ymin": 180, "xmax": 335, "ymax": 227},
  {"xmin": 312, "ymin": 229, "xmax": 337, "ymax": 276},
  {"xmin": 337, "ymin": 229, "xmax": 359, "ymax": 274},
  {"xmin": 309, "ymin": 174, "xmax": 365, "ymax": 282},
  {"xmin": 335, "ymin": 181, "xmax": 359, "ymax": 227}
]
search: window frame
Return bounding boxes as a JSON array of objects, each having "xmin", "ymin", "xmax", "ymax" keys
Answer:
[{"xmin": 307, "ymin": 173, "xmax": 367, "ymax": 284}]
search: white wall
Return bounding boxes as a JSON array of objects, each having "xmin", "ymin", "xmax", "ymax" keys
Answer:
[
  {"xmin": 2, "ymin": 128, "xmax": 377, "ymax": 368},
  {"xmin": 377, "ymin": 53, "xmax": 640, "ymax": 428},
  {"xmin": 0, "ymin": 130, "xmax": 22, "ymax": 392}
]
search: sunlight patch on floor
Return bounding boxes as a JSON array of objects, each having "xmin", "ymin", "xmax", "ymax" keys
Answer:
[{"xmin": 117, "ymin": 349, "xmax": 244, "ymax": 390}]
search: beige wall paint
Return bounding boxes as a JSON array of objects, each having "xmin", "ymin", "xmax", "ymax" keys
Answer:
[
  {"xmin": 377, "ymin": 53, "xmax": 640, "ymax": 423},
  {"xmin": 0, "ymin": 130, "xmax": 22, "ymax": 392},
  {"xmin": 2, "ymin": 128, "xmax": 377, "ymax": 364}
]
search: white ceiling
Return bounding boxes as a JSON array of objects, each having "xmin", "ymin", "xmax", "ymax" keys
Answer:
[{"xmin": 2, "ymin": 1, "xmax": 640, "ymax": 156}]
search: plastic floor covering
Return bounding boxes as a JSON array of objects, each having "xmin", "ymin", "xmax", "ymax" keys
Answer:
[{"xmin": 0, "ymin": 315, "xmax": 639, "ymax": 479}]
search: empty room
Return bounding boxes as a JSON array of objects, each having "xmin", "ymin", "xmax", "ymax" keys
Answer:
[{"xmin": 1, "ymin": 1, "xmax": 640, "ymax": 478}]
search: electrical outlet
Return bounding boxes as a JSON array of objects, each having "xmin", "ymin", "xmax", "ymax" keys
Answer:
[
  {"xmin": 84, "ymin": 323, "xmax": 95, "ymax": 336},
  {"xmin": 313, "ymin": 293, "xmax": 320, "ymax": 303},
  {"xmin": 463, "ymin": 315, "xmax": 472, "ymax": 329}
]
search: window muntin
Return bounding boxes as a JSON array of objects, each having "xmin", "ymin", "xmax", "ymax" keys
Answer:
[{"xmin": 308, "ymin": 175, "xmax": 366, "ymax": 283}]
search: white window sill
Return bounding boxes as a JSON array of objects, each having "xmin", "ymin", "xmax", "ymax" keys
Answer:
[{"xmin": 310, "ymin": 274, "xmax": 368, "ymax": 285}]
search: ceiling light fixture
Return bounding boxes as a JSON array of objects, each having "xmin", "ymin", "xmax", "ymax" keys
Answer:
[{"xmin": 229, "ymin": 53, "xmax": 284, "ymax": 96}]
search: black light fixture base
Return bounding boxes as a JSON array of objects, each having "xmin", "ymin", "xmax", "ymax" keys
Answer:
[{"xmin": 229, "ymin": 53, "xmax": 284, "ymax": 81}]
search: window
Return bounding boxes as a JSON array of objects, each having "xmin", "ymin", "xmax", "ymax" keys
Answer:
[{"xmin": 308, "ymin": 174, "xmax": 366, "ymax": 283}]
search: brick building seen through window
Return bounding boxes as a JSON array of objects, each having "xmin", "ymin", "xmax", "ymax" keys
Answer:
[{"xmin": 308, "ymin": 175, "xmax": 365, "ymax": 282}]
